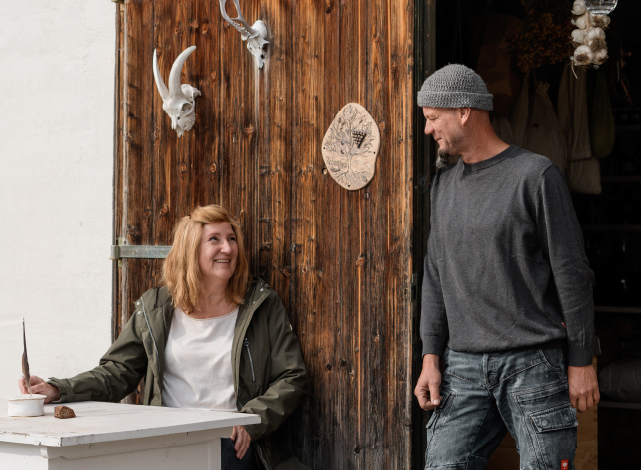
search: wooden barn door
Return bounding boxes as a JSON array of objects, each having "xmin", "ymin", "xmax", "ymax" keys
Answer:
[{"xmin": 114, "ymin": 0, "xmax": 419, "ymax": 468}]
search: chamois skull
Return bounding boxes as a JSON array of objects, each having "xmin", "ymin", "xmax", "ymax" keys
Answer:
[{"xmin": 153, "ymin": 46, "xmax": 201, "ymax": 137}]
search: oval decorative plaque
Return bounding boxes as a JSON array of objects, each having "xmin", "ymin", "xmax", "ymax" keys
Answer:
[{"xmin": 321, "ymin": 103, "xmax": 381, "ymax": 191}]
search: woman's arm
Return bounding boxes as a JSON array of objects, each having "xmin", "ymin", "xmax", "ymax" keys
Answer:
[
  {"xmin": 241, "ymin": 295, "xmax": 307, "ymax": 442},
  {"xmin": 47, "ymin": 312, "xmax": 149, "ymax": 403}
]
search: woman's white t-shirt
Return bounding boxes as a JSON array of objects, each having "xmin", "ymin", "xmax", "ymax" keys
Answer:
[{"xmin": 162, "ymin": 306, "xmax": 238, "ymax": 411}]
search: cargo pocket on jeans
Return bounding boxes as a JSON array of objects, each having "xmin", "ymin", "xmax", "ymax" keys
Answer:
[
  {"xmin": 528, "ymin": 404, "xmax": 577, "ymax": 468},
  {"xmin": 530, "ymin": 404, "xmax": 578, "ymax": 432}
]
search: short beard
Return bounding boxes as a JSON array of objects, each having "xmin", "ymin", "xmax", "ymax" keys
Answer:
[
  {"xmin": 435, "ymin": 130, "xmax": 464, "ymax": 169},
  {"xmin": 435, "ymin": 150, "xmax": 449, "ymax": 169},
  {"xmin": 436, "ymin": 149, "xmax": 460, "ymax": 169}
]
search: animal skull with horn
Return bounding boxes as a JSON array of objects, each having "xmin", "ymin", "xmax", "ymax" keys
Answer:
[
  {"xmin": 219, "ymin": 0, "xmax": 269, "ymax": 69},
  {"xmin": 153, "ymin": 46, "xmax": 201, "ymax": 137}
]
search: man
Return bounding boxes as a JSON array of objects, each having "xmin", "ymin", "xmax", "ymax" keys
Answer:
[{"xmin": 414, "ymin": 64, "xmax": 599, "ymax": 469}]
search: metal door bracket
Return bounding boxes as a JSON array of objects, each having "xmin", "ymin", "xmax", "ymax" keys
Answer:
[{"xmin": 110, "ymin": 240, "xmax": 171, "ymax": 267}]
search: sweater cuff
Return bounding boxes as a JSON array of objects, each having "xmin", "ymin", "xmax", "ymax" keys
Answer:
[
  {"xmin": 567, "ymin": 345, "xmax": 593, "ymax": 367},
  {"xmin": 422, "ymin": 335, "xmax": 448, "ymax": 357}
]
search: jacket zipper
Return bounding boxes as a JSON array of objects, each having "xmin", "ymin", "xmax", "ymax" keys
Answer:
[
  {"xmin": 256, "ymin": 442, "xmax": 270, "ymax": 470},
  {"xmin": 235, "ymin": 291, "xmax": 270, "ymax": 470},
  {"xmin": 244, "ymin": 337, "xmax": 256, "ymax": 382}
]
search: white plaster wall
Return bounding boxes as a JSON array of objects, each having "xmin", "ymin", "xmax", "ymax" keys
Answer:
[{"xmin": 0, "ymin": 1, "xmax": 115, "ymax": 399}]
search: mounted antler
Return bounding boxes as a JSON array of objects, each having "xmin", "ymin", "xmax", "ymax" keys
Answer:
[
  {"xmin": 219, "ymin": 0, "xmax": 269, "ymax": 68},
  {"xmin": 219, "ymin": 0, "xmax": 258, "ymax": 40},
  {"xmin": 152, "ymin": 46, "xmax": 201, "ymax": 137}
]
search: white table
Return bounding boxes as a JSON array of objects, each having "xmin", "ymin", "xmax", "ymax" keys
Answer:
[{"xmin": 0, "ymin": 401, "xmax": 260, "ymax": 469}]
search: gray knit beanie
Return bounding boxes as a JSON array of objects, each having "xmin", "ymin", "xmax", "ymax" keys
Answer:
[{"xmin": 417, "ymin": 64, "xmax": 493, "ymax": 111}]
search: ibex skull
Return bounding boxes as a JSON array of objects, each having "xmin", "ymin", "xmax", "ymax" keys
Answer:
[{"xmin": 153, "ymin": 46, "xmax": 201, "ymax": 137}]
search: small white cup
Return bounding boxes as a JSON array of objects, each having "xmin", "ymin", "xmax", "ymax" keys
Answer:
[{"xmin": 5, "ymin": 394, "xmax": 47, "ymax": 417}]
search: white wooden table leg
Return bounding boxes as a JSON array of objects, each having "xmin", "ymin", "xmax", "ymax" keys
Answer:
[{"xmin": 210, "ymin": 434, "xmax": 222, "ymax": 470}]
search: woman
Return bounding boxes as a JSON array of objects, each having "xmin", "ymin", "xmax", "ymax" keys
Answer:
[{"xmin": 19, "ymin": 204, "xmax": 308, "ymax": 470}]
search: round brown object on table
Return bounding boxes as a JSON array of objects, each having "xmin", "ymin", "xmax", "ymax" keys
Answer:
[{"xmin": 54, "ymin": 405, "xmax": 76, "ymax": 419}]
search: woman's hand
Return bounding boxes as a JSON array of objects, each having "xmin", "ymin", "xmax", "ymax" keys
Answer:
[
  {"xmin": 230, "ymin": 425, "xmax": 251, "ymax": 459},
  {"xmin": 17, "ymin": 375, "xmax": 60, "ymax": 403}
]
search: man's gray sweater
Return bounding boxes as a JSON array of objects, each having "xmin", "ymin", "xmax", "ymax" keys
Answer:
[{"xmin": 421, "ymin": 145, "xmax": 595, "ymax": 367}]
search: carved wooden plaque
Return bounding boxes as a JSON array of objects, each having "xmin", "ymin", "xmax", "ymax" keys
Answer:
[{"xmin": 321, "ymin": 103, "xmax": 381, "ymax": 190}]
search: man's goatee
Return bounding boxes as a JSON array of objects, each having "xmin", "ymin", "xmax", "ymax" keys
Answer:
[{"xmin": 436, "ymin": 150, "xmax": 450, "ymax": 169}]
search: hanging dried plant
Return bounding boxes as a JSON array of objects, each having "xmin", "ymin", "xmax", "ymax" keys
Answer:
[{"xmin": 508, "ymin": 0, "xmax": 574, "ymax": 73}]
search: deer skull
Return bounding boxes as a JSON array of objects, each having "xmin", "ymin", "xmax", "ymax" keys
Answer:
[
  {"xmin": 219, "ymin": 0, "xmax": 269, "ymax": 69},
  {"xmin": 153, "ymin": 46, "xmax": 201, "ymax": 137}
]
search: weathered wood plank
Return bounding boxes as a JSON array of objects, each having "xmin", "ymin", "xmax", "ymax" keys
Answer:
[
  {"xmin": 218, "ymin": 0, "xmax": 257, "ymax": 269},
  {"xmin": 174, "ymin": 0, "xmax": 194, "ymax": 219},
  {"xmin": 120, "ymin": 0, "xmax": 157, "ymax": 404},
  {"xmin": 340, "ymin": 0, "xmax": 368, "ymax": 463},
  {"xmin": 195, "ymin": 0, "xmax": 218, "ymax": 207},
  {"xmin": 290, "ymin": 0, "xmax": 335, "ymax": 466},
  {"xmin": 113, "ymin": 2, "xmax": 126, "ymax": 342},
  {"xmin": 151, "ymin": 0, "xmax": 177, "ymax": 247},
  {"xmin": 257, "ymin": 1, "xmax": 292, "ymax": 301},
  {"xmin": 383, "ymin": 0, "xmax": 414, "ymax": 468}
]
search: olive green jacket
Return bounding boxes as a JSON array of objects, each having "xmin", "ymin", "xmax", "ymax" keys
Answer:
[{"xmin": 49, "ymin": 278, "xmax": 309, "ymax": 470}]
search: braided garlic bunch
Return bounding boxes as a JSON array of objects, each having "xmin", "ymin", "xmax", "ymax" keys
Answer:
[{"xmin": 570, "ymin": 0, "xmax": 610, "ymax": 67}]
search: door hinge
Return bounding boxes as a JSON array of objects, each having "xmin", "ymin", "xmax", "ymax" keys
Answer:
[{"xmin": 110, "ymin": 238, "xmax": 171, "ymax": 267}]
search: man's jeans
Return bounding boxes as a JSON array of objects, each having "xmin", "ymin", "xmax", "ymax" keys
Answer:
[{"xmin": 425, "ymin": 348, "xmax": 578, "ymax": 470}]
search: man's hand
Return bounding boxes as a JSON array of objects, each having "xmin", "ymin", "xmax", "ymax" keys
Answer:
[
  {"xmin": 17, "ymin": 375, "xmax": 60, "ymax": 403},
  {"xmin": 568, "ymin": 364, "xmax": 600, "ymax": 412},
  {"xmin": 414, "ymin": 354, "xmax": 442, "ymax": 411},
  {"xmin": 230, "ymin": 425, "xmax": 251, "ymax": 459}
]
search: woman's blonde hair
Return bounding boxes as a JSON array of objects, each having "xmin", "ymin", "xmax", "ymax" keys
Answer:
[{"xmin": 162, "ymin": 204, "xmax": 250, "ymax": 313}]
